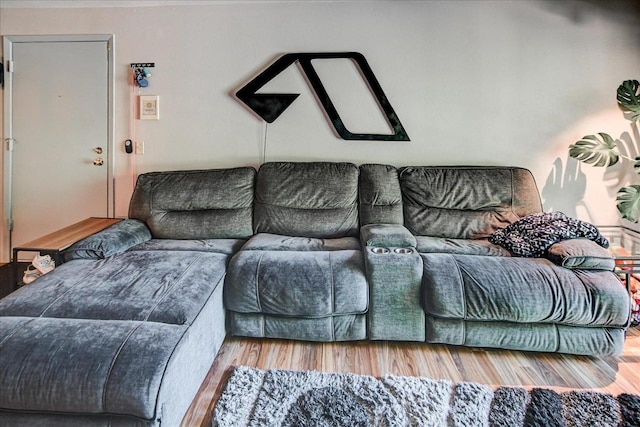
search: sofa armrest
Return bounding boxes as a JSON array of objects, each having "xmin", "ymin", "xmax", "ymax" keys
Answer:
[
  {"xmin": 64, "ymin": 219, "xmax": 152, "ymax": 261},
  {"xmin": 360, "ymin": 224, "xmax": 417, "ymax": 248},
  {"xmin": 546, "ymin": 238, "xmax": 615, "ymax": 270},
  {"xmin": 361, "ymin": 224, "xmax": 423, "ymax": 341}
]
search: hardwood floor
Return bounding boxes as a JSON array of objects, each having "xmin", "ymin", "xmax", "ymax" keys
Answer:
[{"xmin": 181, "ymin": 326, "xmax": 640, "ymax": 426}]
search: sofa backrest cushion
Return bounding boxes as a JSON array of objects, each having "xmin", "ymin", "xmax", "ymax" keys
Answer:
[
  {"xmin": 254, "ymin": 162, "xmax": 359, "ymax": 238},
  {"xmin": 129, "ymin": 167, "xmax": 256, "ymax": 239},
  {"xmin": 399, "ymin": 166, "xmax": 542, "ymax": 239},
  {"xmin": 359, "ymin": 164, "xmax": 403, "ymax": 225}
]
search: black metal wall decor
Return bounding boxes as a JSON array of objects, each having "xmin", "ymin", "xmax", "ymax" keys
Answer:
[{"xmin": 236, "ymin": 52, "xmax": 410, "ymax": 141}]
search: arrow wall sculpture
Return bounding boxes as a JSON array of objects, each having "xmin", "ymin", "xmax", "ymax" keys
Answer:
[{"xmin": 236, "ymin": 52, "xmax": 410, "ymax": 141}]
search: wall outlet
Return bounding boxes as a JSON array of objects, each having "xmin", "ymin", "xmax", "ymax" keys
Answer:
[{"xmin": 135, "ymin": 141, "xmax": 144, "ymax": 155}]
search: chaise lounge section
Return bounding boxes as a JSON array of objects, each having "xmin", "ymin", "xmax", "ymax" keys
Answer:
[
  {"xmin": 0, "ymin": 167, "xmax": 256, "ymax": 426},
  {"xmin": 0, "ymin": 161, "xmax": 631, "ymax": 425}
]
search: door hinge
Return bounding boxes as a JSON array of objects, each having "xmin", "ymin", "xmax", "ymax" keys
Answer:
[
  {"xmin": 107, "ymin": 41, "xmax": 111, "ymax": 52},
  {"xmin": 6, "ymin": 59, "xmax": 14, "ymax": 73},
  {"xmin": 8, "ymin": 218, "xmax": 14, "ymax": 231},
  {"xmin": 5, "ymin": 138, "xmax": 15, "ymax": 151}
]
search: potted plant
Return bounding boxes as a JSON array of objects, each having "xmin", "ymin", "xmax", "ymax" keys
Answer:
[{"xmin": 569, "ymin": 79, "xmax": 640, "ymax": 221}]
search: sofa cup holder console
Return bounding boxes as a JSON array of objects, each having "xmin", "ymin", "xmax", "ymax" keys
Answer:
[
  {"xmin": 369, "ymin": 247, "xmax": 414, "ymax": 255},
  {"xmin": 370, "ymin": 247, "xmax": 390, "ymax": 254},
  {"xmin": 394, "ymin": 247, "xmax": 414, "ymax": 254}
]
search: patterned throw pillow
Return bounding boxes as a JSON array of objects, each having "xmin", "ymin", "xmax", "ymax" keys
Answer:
[{"xmin": 488, "ymin": 211, "xmax": 609, "ymax": 257}]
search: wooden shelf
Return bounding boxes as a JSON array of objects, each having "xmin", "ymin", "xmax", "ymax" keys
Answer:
[
  {"xmin": 12, "ymin": 217, "xmax": 123, "ymax": 290},
  {"xmin": 15, "ymin": 217, "xmax": 122, "ymax": 252}
]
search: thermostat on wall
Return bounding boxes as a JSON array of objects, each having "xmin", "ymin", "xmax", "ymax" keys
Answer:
[{"xmin": 139, "ymin": 95, "xmax": 159, "ymax": 120}]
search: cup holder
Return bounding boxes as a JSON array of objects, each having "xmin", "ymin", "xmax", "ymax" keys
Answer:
[
  {"xmin": 394, "ymin": 247, "xmax": 414, "ymax": 254},
  {"xmin": 370, "ymin": 247, "xmax": 390, "ymax": 254}
]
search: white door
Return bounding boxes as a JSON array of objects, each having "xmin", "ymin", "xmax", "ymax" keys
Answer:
[{"xmin": 3, "ymin": 35, "xmax": 114, "ymax": 261}]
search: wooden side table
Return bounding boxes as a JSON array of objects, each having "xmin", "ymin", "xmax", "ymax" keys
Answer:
[{"xmin": 12, "ymin": 217, "xmax": 122, "ymax": 290}]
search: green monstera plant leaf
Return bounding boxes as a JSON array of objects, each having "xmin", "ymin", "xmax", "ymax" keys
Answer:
[
  {"xmin": 569, "ymin": 79, "xmax": 640, "ymax": 222},
  {"xmin": 617, "ymin": 79, "xmax": 640, "ymax": 121},
  {"xmin": 568, "ymin": 133, "xmax": 619, "ymax": 167},
  {"xmin": 617, "ymin": 185, "xmax": 640, "ymax": 222}
]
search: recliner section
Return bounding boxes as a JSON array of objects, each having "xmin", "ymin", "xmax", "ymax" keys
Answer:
[
  {"xmin": 224, "ymin": 162, "xmax": 369, "ymax": 341},
  {"xmin": 359, "ymin": 164, "xmax": 629, "ymax": 355}
]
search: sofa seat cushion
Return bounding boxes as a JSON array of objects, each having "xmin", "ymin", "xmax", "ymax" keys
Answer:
[
  {"xmin": 129, "ymin": 238, "xmax": 246, "ymax": 255},
  {"xmin": 225, "ymin": 249, "xmax": 368, "ymax": 317},
  {"xmin": 241, "ymin": 233, "xmax": 361, "ymax": 251},
  {"xmin": 421, "ymin": 253, "xmax": 629, "ymax": 327},
  {"xmin": 0, "ymin": 316, "xmax": 186, "ymax": 420},
  {"xmin": 0, "ymin": 250, "xmax": 228, "ymax": 325},
  {"xmin": 416, "ymin": 236, "xmax": 511, "ymax": 256}
]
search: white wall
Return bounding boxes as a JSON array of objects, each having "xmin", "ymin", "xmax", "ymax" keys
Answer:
[{"xmin": 1, "ymin": 0, "xmax": 639, "ymax": 225}]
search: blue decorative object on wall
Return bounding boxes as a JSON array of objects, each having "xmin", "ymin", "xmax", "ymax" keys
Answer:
[
  {"xmin": 130, "ymin": 63, "xmax": 154, "ymax": 87},
  {"xmin": 236, "ymin": 52, "xmax": 410, "ymax": 141}
]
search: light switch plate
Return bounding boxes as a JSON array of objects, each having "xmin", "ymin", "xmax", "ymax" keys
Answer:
[{"xmin": 139, "ymin": 95, "xmax": 159, "ymax": 120}]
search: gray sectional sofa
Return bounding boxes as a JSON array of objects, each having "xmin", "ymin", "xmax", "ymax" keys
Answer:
[{"xmin": 0, "ymin": 162, "xmax": 631, "ymax": 426}]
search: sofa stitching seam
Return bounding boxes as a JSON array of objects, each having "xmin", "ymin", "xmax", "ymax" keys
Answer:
[
  {"xmin": 510, "ymin": 168, "xmax": 517, "ymax": 218},
  {"xmin": 329, "ymin": 252, "xmax": 335, "ymax": 341},
  {"xmin": 548, "ymin": 264, "xmax": 567, "ymax": 326},
  {"xmin": 0, "ymin": 317, "xmax": 37, "ymax": 349},
  {"xmin": 151, "ymin": 325, "xmax": 190, "ymax": 422},
  {"xmin": 102, "ymin": 323, "xmax": 144, "ymax": 412},
  {"xmin": 454, "ymin": 257, "xmax": 468, "ymax": 345},
  {"xmin": 452, "ymin": 257, "xmax": 467, "ymax": 322},
  {"xmin": 149, "ymin": 181, "xmax": 155, "ymax": 219},
  {"xmin": 145, "ymin": 254, "xmax": 204, "ymax": 323},
  {"xmin": 255, "ymin": 200, "xmax": 357, "ymax": 211},
  {"xmin": 255, "ymin": 252, "xmax": 265, "ymax": 313},
  {"xmin": 39, "ymin": 260, "xmax": 111, "ymax": 317}
]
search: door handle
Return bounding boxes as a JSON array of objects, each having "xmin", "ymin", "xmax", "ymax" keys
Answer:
[
  {"xmin": 94, "ymin": 147, "xmax": 103, "ymax": 154},
  {"xmin": 93, "ymin": 158, "xmax": 104, "ymax": 166}
]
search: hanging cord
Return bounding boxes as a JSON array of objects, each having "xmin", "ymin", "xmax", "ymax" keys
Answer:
[
  {"xmin": 262, "ymin": 122, "xmax": 268, "ymax": 165},
  {"xmin": 130, "ymin": 69, "xmax": 138, "ymax": 190}
]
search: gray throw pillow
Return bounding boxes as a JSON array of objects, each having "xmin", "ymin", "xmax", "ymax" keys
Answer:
[
  {"xmin": 546, "ymin": 238, "xmax": 615, "ymax": 270},
  {"xmin": 64, "ymin": 219, "xmax": 152, "ymax": 260}
]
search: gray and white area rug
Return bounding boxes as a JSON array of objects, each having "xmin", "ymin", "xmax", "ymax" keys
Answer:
[{"xmin": 212, "ymin": 366, "xmax": 640, "ymax": 427}]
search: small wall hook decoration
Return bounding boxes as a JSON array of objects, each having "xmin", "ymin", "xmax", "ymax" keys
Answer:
[
  {"xmin": 135, "ymin": 68, "xmax": 148, "ymax": 87},
  {"xmin": 130, "ymin": 63, "xmax": 155, "ymax": 88}
]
